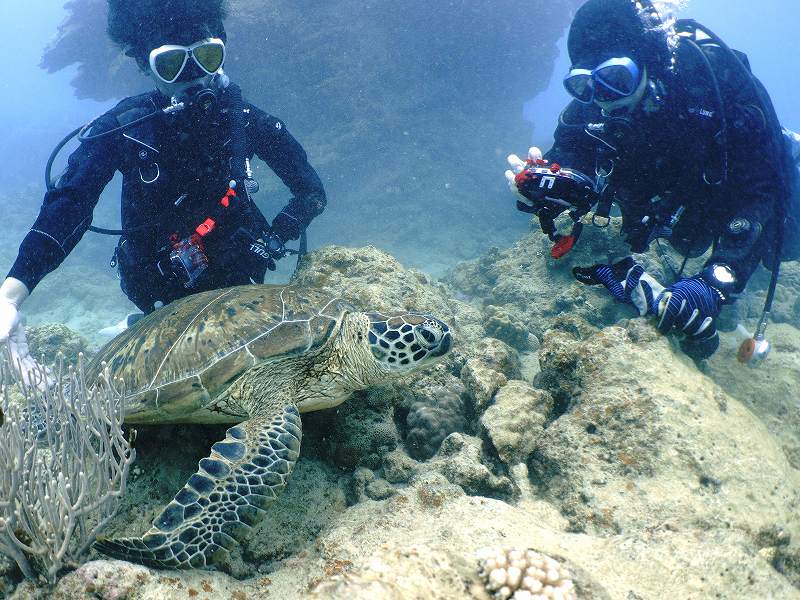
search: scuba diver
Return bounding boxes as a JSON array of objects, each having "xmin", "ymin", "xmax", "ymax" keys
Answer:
[
  {"xmin": 0, "ymin": 0, "xmax": 326, "ymax": 370},
  {"xmin": 505, "ymin": 0, "xmax": 798, "ymax": 361}
]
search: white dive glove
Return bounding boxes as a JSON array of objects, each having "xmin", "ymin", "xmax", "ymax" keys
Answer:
[
  {"xmin": 0, "ymin": 277, "xmax": 50, "ymax": 388},
  {"xmin": 0, "ymin": 277, "xmax": 29, "ymax": 344},
  {"xmin": 504, "ymin": 146, "xmax": 543, "ymax": 202}
]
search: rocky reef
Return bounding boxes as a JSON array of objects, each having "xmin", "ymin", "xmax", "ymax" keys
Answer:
[
  {"xmin": 5, "ymin": 239, "xmax": 800, "ymax": 599},
  {"xmin": 26, "ymin": 323, "xmax": 91, "ymax": 366}
]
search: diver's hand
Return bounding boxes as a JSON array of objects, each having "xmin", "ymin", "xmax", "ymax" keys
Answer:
[
  {"xmin": 0, "ymin": 278, "xmax": 52, "ymax": 389},
  {"xmin": 504, "ymin": 147, "xmax": 543, "ymax": 208},
  {"xmin": 0, "ymin": 302, "xmax": 20, "ymax": 345},
  {"xmin": 573, "ymin": 257, "xmax": 664, "ymax": 316},
  {"xmin": 0, "ymin": 277, "xmax": 29, "ymax": 344},
  {"xmin": 7, "ymin": 322, "xmax": 53, "ymax": 390},
  {"xmin": 656, "ymin": 276, "xmax": 722, "ymax": 360}
]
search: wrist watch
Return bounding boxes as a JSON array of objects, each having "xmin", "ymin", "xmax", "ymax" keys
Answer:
[{"xmin": 702, "ymin": 263, "xmax": 736, "ymax": 301}]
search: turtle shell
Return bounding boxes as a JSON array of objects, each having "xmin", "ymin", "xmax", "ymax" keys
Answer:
[{"xmin": 87, "ymin": 285, "xmax": 350, "ymax": 421}]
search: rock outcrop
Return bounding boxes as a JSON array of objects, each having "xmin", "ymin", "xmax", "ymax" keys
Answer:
[{"xmin": 7, "ymin": 243, "xmax": 800, "ymax": 599}]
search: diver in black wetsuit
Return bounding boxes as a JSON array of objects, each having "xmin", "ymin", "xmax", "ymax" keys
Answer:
[
  {"xmin": 0, "ymin": 0, "xmax": 326, "ymax": 370},
  {"xmin": 505, "ymin": 0, "xmax": 798, "ymax": 360}
]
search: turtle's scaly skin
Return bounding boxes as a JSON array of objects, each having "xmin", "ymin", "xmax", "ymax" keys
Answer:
[{"xmin": 92, "ymin": 284, "xmax": 452, "ymax": 569}]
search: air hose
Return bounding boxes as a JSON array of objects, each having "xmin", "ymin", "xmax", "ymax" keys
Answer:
[{"xmin": 45, "ymin": 98, "xmax": 176, "ymax": 235}]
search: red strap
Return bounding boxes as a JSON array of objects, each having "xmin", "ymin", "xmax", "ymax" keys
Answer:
[
  {"xmin": 550, "ymin": 235, "xmax": 575, "ymax": 259},
  {"xmin": 196, "ymin": 218, "xmax": 216, "ymax": 237},
  {"xmin": 220, "ymin": 187, "xmax": 236, "ymax": 207},
  {"xmin": 182, "ymin": 187, "xmax": 235, "ymax": 239}
]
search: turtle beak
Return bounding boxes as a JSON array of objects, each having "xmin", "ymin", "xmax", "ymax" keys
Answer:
[
  {"xmin": 435, "ymin": 327, "xmax": 452, "ymax": 356},
  {"xmin": 421, "ymin": 317, "xmax": 452, "ymax": 358}
]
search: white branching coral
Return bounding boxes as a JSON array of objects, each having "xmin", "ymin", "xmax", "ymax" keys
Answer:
[
  {"xmin": 476, "ymin": 547, "xmax": 577, "ymax": 600},
  {"xmin": 0, "ymin": 353, "xmax": 135, "ymax": 583}
]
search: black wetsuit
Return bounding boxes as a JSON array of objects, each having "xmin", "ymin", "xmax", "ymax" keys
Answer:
[
  {"xmin": 8, "ymin": 86, "xmax": 326, "ymax": 312},
  {"xmin": 539, "ymin": 37, "xmax": 794, "ymax": 294}
]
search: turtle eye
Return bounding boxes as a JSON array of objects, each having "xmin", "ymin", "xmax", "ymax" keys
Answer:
[{"xmin": 415, "ymin": 321, "xmax": 443, "ymax": 349}]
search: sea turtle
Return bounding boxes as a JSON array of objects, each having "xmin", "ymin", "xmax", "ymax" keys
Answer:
[{"xmin": 90, "ymin": 283, "xmax": 452, "ymax": 569}]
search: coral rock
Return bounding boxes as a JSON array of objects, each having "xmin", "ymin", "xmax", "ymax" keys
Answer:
[
  {"xmin": 481, "ymin": 381, "xmax": 554, "ymax": 466},
  {"xmin": 352, "ymin": 468, "xmax": 397, "ymax": 502},
  {"xmin": 306, "ymin": 390, "xmax": 398, "ymax": 471},
  {"xmin": 382, "ymin": 450, "xmax": 419, "ymax": 484},
  {"xmin": 293, "ymin": 245, "xmax": 485, "ymax": 345},
  {"xmin": 530, "ymin": 323, "xmax": 800, "ymax": 536},
  {"xmin": 425, "ymin": 433, "xmax": 515, "ymax": 498},
  {"xmin": 484, "ymin": 305, "xmax": 531, "ymax": 351},
  {"xmin": 26, "ymin": 323, "xmax": 90, "ymax": 366},
  {"xmin": 404, "ymin": 379, "xmax": 467, "ymax": 460},
  {"xmin": 461, "ymin": 359, "xmax": 508, "ymax": 411},
  {"xmin": 470, "ymin": 337, "xmax": 523, "ymax": 379},
  {"xmin": 62, "ymin": 560, "xmax": 151, "ymax": 600}
]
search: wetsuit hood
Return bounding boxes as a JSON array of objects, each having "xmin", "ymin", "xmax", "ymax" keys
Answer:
[
  {"xmin": 107, "ymin": 0, "xmax": 228, "ymax": 71},
  {"xmin": 568, "ymin": 0, "xmax": 672, "ymax": 72}
]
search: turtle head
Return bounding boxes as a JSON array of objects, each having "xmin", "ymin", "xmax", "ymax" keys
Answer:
[{"xmin": 364, "ymin": 312, "xmax": 452, "ymax": 374}]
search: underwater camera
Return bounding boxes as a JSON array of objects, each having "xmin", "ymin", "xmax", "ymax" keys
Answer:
[
  {"xmin": 515, "ymin": 160, "xmax": 599, "ymax": 258},
  {"xmin": 514, "ymin": 160, "xmax": 598, "ymax": 214}
]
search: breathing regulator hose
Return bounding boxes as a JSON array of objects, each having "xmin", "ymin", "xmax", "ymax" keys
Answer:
[
  {"xmin": 675, "ymin": 18, "xmax": 790, "ymax": 367},
  {"xmin": 226, "ymin": 82, "xmax": 307, "ymax": 271},
  {"xmin": 44, "ymin": 101, "xmax": 182, "ymax": 235}
]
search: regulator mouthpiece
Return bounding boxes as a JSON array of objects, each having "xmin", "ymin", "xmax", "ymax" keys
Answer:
[{"xmin": 737, "ymin": 335, "xmax": 771, "ymax": 368}]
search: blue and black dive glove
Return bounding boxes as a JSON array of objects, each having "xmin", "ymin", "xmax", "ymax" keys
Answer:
[
  {"xmin": 574, "ymin": 257, "xmax": 723, "ymax": 360},
  {"xmin": 573, "ymin": 257, "xmax": 664, "ymax": 317},
  {"xmin": 655, "ymin": 275, "xmax": 723, "ymax": 360}
]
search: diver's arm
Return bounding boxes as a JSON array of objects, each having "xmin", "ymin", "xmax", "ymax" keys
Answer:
[
  {"xmin": 703, "ymin": 59, "xmax": 785, "ymax": 293},
  {"xmin": 248, "ymin": 106, "xmax": 327, "ymax": 241},
  {"xmin": 542, "ymin": 100, "xmax": 599, "ymax": 175},
  {"xmin": 7, "ymin": 114, "xmax": 119, "ymax": 292},
  {"xmin": 704, "ymin": 196, "xmax": 777, "ymax": 295}
]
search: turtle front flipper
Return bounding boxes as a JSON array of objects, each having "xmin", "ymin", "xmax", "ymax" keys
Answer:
[{"xmin": 95, "ymin": 401, "xmax": 302, "ymax": 569}]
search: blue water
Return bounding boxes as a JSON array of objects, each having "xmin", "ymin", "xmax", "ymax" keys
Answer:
[{"xmin": 0, "ymin": 0, "xmax": 798, "ymax": 333}]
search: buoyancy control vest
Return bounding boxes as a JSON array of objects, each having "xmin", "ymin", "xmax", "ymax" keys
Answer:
[
  {"xmin": 673, "ymin": 19, "xmax": 797, "ymax": 263},
  {"xmin": 112, "ymin": 87, "xmax": 283, "ymax": 306}
]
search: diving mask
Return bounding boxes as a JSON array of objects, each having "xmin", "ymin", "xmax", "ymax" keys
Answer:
[
  {"xmin": 564, "ymin": 57, "xmax": 641, "ymax": 105},
  {"xmin": 149, "ymin": 38, "xmax": 226, "ymax": 84}
]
